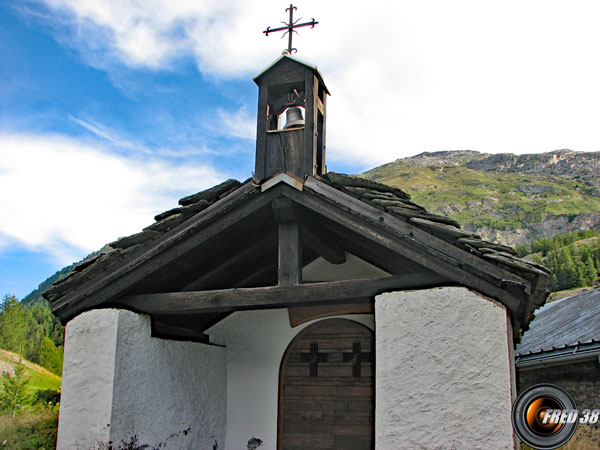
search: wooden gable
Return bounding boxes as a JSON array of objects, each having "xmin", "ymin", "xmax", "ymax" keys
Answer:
[{"xmin": 44, "ymin": 172, "xmax": 549, "ymax": 342}]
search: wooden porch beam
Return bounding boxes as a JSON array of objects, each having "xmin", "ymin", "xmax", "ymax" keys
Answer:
[{"xmin": 117, "ymin": 272, "xmax": 448, "ymax": 315}]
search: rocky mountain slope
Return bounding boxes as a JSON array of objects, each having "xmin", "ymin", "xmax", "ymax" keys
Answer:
[{"xmin": 362, "ymin": 150, "xmax": 600, "ymax": 246}]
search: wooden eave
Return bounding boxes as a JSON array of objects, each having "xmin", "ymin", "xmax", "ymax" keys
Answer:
[
  {"xmin": 253, "ymin": 55, "xmax": 330, "ymax": 94},
  {"xmin": 50, "ymin": 180, "xmax": 266, "ymax": 320},
  {"xmin": 46, "ymin": 175, "xmax": 546, "ymax": 339}
]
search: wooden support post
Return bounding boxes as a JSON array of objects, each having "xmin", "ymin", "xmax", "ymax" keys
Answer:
[
  {"xmin": 278, "ymin": 221, "xmax": 302, "ymax": 285},
  {"xmin": 273, "ymin": 198, "xmax": 302, "ymax": 285}
]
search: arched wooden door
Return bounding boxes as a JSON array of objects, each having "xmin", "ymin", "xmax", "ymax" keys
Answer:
[{"xmin": 278, "ymin": 319, "xmax": 374, "ymax": 449}]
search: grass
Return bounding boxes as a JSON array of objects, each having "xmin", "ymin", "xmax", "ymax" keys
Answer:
[
  {"xmin": 520, "ymin": 424, "xmax": 600, "ymax": 449},
  {"xmin": 0, "ymin": 350, "xmax": 61, "ymax": 394},
  {"xmin": 547, "ymin": 286, "xmax": 597, "ymax": 303},
  {"xmin": 26, "ymin": 370, "xmax": 61, "ymax": 393},
  {"xmin": 0, "ymin": 410, "xmax": 58, "ymax": 450},
  {"xmin": 0, "ymin": 350, "xmax": 60, "ymax": 449}
]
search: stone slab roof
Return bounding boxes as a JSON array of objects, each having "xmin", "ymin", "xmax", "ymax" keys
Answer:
[
  {"xmin": 43, "ymin": 171, "xmax": 549, "ymax": 335},
  {"xmin": 43, "ymin": 178, "xmax": 245, "ymax": 303},
  {"xmin": 321, "ymin": 172, "xmax": 550, "ymax": 282}
]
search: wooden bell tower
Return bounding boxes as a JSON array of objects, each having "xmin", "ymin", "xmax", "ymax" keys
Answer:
[{"xmin": 253, "ymin": 55, "xmax": 330, "ymax": 182}]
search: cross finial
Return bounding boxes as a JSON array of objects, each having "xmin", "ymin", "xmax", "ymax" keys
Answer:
[{"xmin": 263, "ymin": 4, "xmax": 318, "ymax": 55}]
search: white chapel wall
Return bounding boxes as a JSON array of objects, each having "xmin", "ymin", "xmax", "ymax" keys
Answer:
[
  {"xmin": 206, "ymin": 309, "xmax": 374, "ymax": 450},
  {"xmin": 375, "ymin": 286, "xmax": 516, "ymax": 450},
  {"xmin": 57, "ymin": 309, "xmax": 119, "ymax": 449},
  {"xmin": 57, "ymin": 309, "xmax": 227, "ymax": 450}
]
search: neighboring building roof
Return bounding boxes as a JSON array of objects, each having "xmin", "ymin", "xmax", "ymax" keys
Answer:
[
  {"xmin": 43, "ymin": 172, "xmax": 549, "ymax": 339},
  {"xmin": 516, "ymin": 288, "xmax": 600, "ymax": 367}
]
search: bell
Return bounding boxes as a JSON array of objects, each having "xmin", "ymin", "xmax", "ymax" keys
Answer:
[{"xmin": 283, "ymin": 107, "xmax": 305, "ymax": 129}]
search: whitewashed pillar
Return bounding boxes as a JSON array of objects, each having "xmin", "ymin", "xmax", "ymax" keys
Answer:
[
  {"xmin": 375, "ymin": 287, "xmax": 516, "ymax": 450},
  {"xmin": 58, "ymin": 309, "xmax": 227, "ymax": 450}
]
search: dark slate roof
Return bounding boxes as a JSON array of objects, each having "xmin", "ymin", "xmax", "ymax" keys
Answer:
[
  {"xmin": 321, "ymin": 173, "xmax": 550, "ymax": 282},
  {"xmin": 516, "ymin": 288, "xmax": 600, "ymax": 360},
  {"xmin": 43, "ymin": 178, "xmax": 245, "ymax": 304},
  {"xmin": 43, "ymin": 171, "xmax": 549, "ymax": 330}
]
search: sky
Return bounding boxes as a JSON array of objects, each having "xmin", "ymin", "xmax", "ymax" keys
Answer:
[{"xmin": 1, "ymin": 0, "xmax": 600, "ymax": 300}]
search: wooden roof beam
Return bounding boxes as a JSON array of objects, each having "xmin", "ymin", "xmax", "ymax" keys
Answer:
[
  {"xmin": 116, "ymin": 272, "xmax": 448, "ymax": 316},
  {"xmin": 288, "ymin": 179, "xmax": 528, "ymax": 312},
  {"xmin": 51, "ymin": 183, "xmax": 274, "ymax": 321},
  {"xmin": 302, "ymin": 224, "xmax": 346, "ymax": 265},
  {"xmin": 181, "ymin": 233, "xmax": 276, "ymax": 291}
]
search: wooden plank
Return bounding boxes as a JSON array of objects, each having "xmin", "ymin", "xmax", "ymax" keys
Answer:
[
  {"xmin": 273, "ymin": 196, "xmax": 302, "ymax": 285},
  {"xmin": 181, "ymin": 233, "xmax": 275, "ymax": 291},
  {"xmin": 288, "ymin": 301, "xmax": 373, "ymax": 327},
  {"xmin": 302, "ymin": 178, "xmax": 526, "ymax": 283},
  {"xmin": 254, "ymin": 83, "xmax": 269, "ymax": 181},
  {"xmin": 265, "ymin": 128, "xmax": 305, "ymax": 178},
  {"xmin": 117, "ymin": 272, "xmax": 447, "ymax": 315},
  {"xmin": 279, "ymin": 319, "xmax": 374, "ymax": 450},
  {"xmin": 232, "ymin": 262, "xmax": 277, "ymax": 289},
  {"xmin": 302, "ymin": 225, "xmax": 346, "ymax": 265},
  {"xmin": 279, "ymin": 222, "xmax": 302, "ymax": 285},
  {"xmin": 285, "ymin": 366, "xmax": 374, "ymax": 378},
  {"xmin": 280, "ymin": 435, "xmax": 335, "ymax": 450},
  {"xmin": 314, "ymin": 217, "xmax": 421, "ymax": 274},
  {"xmin": 287, "ymin": 180, "xmax": 526, "ymax": 312},
  {"xmin": 52, "ymin": 182, "xmax": 273, "ymax": 320}
]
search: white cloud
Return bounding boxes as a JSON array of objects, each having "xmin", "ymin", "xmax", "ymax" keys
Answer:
[
  {"xmin": 70, "ymin": 116, "xmax": 144, "ymax": 151},
  {"xmin": 30, "ymin": 0, "xmax": 600, "ymax": 165},
  {"xmin": 70, "ymin": 116, "xmax": 227, "ymax": 158},
  {"xmin": 217, "ymin": 106, "xmax": 256, "ymax": 140},
  {"xmin": 0, "ymin": 133, "xmax": 224, "ymax": 265}
]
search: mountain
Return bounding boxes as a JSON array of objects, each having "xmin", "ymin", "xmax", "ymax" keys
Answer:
[
  {"xmin": 22, "ymin": 247, "xmax": 106, "ymax": 306},
  {"xmin": 0, "ymin": 349, "xmax": 61, "ymax": 392},
  {"xmin": 21, "ymin": 264, "xmax": 77, "ymax": 306},
  {"xmin": 362, "ymin": 149, "xmax": 600, "ymax": 246}
]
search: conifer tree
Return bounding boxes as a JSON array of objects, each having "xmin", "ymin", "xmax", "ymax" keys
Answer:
[
  {"xmin": 0, "ymin": 362, "xmax": 32, "ymax": 417},
  {"xmin": 38, "ymin": 336, "xmax": 63, "ymax": 375},
  {"xmin": 0, "ymin": 295, "xmax": 27, "ymax": 354},
  {"xmin": 556, "ymin": 248, "xmax": 577, "ymax": 290},
  {"xmin": 582, "ymin": 252, "xmax": 597, "ymax": 285},
  {"xmin": 548, "ymin": 273, "xmax": 559, "ymax": 292},
  {"xmin": 574, "ymin": 265, "xmax": 586, "ymax": 288}
]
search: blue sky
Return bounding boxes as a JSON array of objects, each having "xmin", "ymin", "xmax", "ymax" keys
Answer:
[{"xmin": 2, "ymin": 0, "xmax": 600, "ymax": 300}]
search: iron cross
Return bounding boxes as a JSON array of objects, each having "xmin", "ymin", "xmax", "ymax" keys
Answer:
[{"xmin": 263, "ymin": 4, "xmax": 318, "ymax": 54}]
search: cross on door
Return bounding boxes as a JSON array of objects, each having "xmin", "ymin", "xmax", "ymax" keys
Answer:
[
  {"xmin": 300, "ymin": 342, "xmax": 328, "ymax": 377},
  {"xmin": 343, "ymin": 342, "xmax": 372, "ymax": 377}
]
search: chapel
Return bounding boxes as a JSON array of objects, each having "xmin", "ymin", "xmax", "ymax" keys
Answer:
[{"xmin": 44, "ymin": 54, "xmax": 549, "ymax": 450}]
